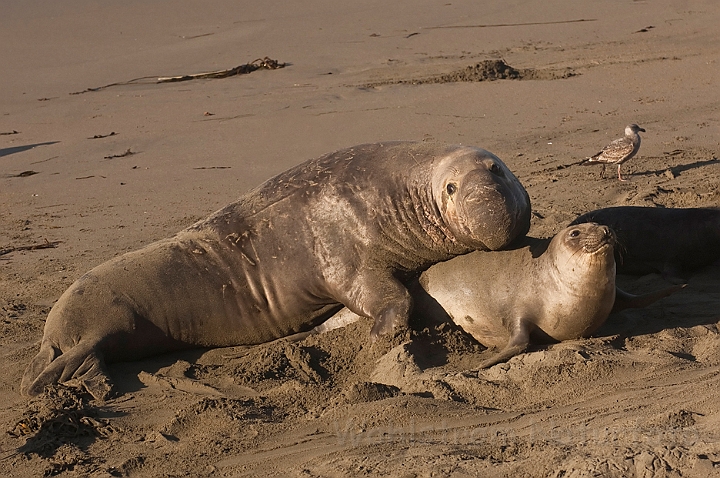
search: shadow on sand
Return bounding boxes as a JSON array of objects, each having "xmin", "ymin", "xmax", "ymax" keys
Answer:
[{"xmin": 0, "ymin": 142, "xmax": 59, "ymax": 158}]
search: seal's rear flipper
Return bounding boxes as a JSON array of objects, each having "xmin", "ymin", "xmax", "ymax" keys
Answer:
[
  {"xmin": 21, "ymin": 342, "xmax": 114, "ymax": 401},
  {"xmin": 661, "ymin": 264, "xmax": 691, "ymax": 285},
  {"xmin": 611, "ymin": 284, "xmax": 686, "ymax": 314},
  {"xmin": 20, "ymin": 343, "xmax": 58, "ymax": 395}
]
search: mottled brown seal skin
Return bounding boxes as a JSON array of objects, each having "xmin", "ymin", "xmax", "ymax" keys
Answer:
[
  {"xmin": 570, "ymin": 206, "xmax": 720, "ymax": 282},
  {"xmin": 417, "ymin": 224, "xmax": 684, "ymax": 368},
  {"xmin": 21, "ymin": 141, "xmax": 531, "ymax": 398}
]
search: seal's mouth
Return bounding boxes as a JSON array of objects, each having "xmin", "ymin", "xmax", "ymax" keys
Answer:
[{"xmin": 582, "ymin": 240, "xmax": 613, "ymax": 254}]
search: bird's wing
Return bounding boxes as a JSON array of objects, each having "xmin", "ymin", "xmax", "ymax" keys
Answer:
[{"xmin": 589, "ymin": 137, "xmax": 635, "ymax": 163}]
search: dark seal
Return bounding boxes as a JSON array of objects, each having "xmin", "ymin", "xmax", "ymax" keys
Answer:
[
  {"xmin": 570, "ymin": 206, "xmax": 720, "ymax": 281},
  {"xmin": 21, "ymin": 141, "xmax": 531, "ymax": 398}
]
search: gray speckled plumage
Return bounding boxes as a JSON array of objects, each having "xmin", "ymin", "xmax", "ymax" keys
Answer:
[{"xmin": 582, "ymin": 124, "xmax": 645, "ymax": 181}]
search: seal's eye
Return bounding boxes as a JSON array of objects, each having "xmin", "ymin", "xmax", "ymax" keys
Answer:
[
  {"xmin": 446, "ymin": 183, "xmax": 457, "ymax": 196},
  {"xmin": 569, "ymin": 229, "xmax": 581, "ymax": 238}
]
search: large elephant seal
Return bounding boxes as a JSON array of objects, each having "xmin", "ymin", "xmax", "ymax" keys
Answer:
[
  {"xmin": 21, "ymin": 141, "xmax": 531, "ymax": 398},
  {"xmin": 570, "ymin": 206, "xmax": 720, "ymax": 282},
  {"xmin": 317, "ymin": 223, "xmax": 683, "ymax": 368}
]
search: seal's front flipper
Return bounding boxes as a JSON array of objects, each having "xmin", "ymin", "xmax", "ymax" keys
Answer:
[
  {"xmin": 336, "ymin": 273, "xmax": 412, "ymax": 341},
  {"xmin": 65, "ymin": 351, "xmax": 114, "ymax": 400},
  {"xmin": 478, "ymin": 318, "xmax": 532, "ymax": 369},
  {"xmin": 21, "ymin": 342, "xmax": 114, "ymax": 401},
  {"xmin": 611, "ymin": 284, "xmax": 686, "ymax": 313},
  {"xmin": 370, "ymin": 302, "xmax": 412, "ymax": 340}
]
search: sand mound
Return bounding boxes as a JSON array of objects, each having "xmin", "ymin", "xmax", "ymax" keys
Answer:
[{"xmin": 364, "ymin": 59, "xmax": 575, "ymax": 87}]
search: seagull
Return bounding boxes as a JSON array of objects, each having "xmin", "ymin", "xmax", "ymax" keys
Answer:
[{"xmin": 581, "ymin": 124, "xmax": 645, "ymax": 181}]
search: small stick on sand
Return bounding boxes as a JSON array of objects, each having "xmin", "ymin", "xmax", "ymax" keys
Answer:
[
  {"xmin": 104, "ymin": 148, "xmax": 134, "ymax": 159},
  {"xmin": 89, "ymin": 132, "xmax": 117, "ymax": 139},
  {"xmin": 0, "ymin": 239, "xmax": 61, "ymax": 257}
]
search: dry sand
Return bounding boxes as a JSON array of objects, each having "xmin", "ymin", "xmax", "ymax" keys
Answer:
[{"xmin": 2, "ymin": 0, "xmax": 720, "ymax": 476}]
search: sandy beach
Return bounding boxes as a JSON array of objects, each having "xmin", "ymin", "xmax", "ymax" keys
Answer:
[{"xmin": 2, "ymin": 0, "xmax": 720, "ymax": 476}]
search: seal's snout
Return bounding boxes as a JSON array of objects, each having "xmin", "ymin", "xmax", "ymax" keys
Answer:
[
  {"xmin": 585, "ymin": 223, "xmax": 615, "ymax": 247},
  {"xmin": 575, "ymin": 223, "xmax": 615, "ymax": 254},
  {"xmin": 435, "ymin": 147, "xmax": 530, "ymax": 252},
  {"xmin": 459, "ymin": 164, "xmax": 530, "ymax": 250},
  {"xmin": 599, "ymin": 225, "xmax": 616, "ymax": 244}
]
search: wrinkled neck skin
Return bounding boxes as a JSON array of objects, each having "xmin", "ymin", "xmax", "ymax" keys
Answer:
[
  {"xmin": 413, "ymin": 170, "xmax": 481, "ymax": 255},
  {"xmin": 550, "ymin": 243, "xmax": 615, "ymax": 295},
  {"xmin": 365, "ymin": 159, "xmax": 480, "ymax": 278}
]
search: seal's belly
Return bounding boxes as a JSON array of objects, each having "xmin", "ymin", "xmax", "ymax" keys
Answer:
[
  {"xmin": 451, "ymin": 313, "xmax": 510, "ymax": 349},
  {"xmin": 426, "ymin": 285, "xmax": 510, "ymax": 348}
]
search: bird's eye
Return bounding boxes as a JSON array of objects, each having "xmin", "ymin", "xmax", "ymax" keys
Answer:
[
  {"xmin": 446, "ymin": 183, "xmax": 457, "ymax": 195},
  {"xmin": 569, "ymin": 229, "xmax": 580, "ymax": 238}
]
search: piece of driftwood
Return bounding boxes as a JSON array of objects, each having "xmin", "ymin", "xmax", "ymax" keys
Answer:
[
  {"xmin": 70, "ymin": 57, "xmax": 286, "ymax": 94},
  {"xmin": 158, "ymin": 57, "xmax": 285, "ymax": 82},
  {"xmin": 423, "ymin": 19, "xmax": 595, "ymax": 29}
]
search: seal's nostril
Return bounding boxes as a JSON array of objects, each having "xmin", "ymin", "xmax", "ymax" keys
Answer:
[
  {"xmin": 600, "ymin": 226, "xmax": 613, "ymax": 240},
  {"xmin": 483, "ymin": 159, "xmax": 503, "ymax": 176}
]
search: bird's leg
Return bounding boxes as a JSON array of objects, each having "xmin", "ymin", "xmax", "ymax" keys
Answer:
[{"xmin": 617, "ymin": 164, "xmax": 627, "ymax": 181}]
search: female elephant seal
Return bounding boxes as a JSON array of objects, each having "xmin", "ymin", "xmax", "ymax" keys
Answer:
[
  {"xmin": 570, "ymin": 206, "xmax": 720, "ymax": 282},
  {"xmin": 417, "ymin": 223, "xmax": 683, "ymax": 368},
  {"xmin": 21, "ymin": 141, "xmax": 531, "ymax": 398}
]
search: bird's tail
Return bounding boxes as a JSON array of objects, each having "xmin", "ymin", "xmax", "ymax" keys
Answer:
[{"xmin": 579, "ymin": 152, "xmax": 603, "ymax": 165}]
